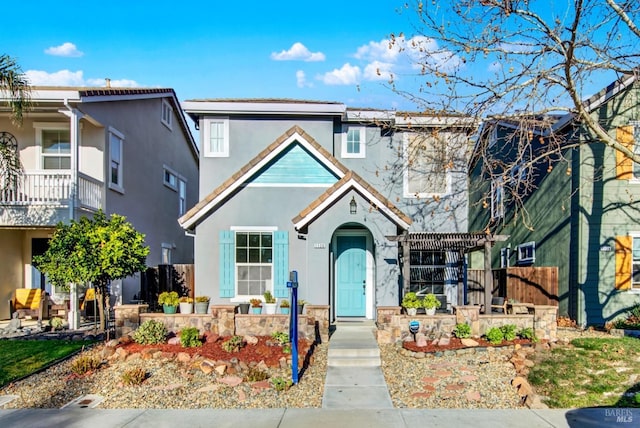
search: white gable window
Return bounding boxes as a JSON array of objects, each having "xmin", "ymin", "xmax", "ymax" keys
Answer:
[
  {"xmin": 109, "ymin": 127, "xmax": 124, "ymax": 193},
  {"xmin": 341, "ymin": 126, "xmax": 366, "ymax": 158},
  {"xmin": 403, "ymin": 132, "xmax": 450, "ymax": 198},
  {"xmin": 34, "ymin": 123, "xmax": 71, "ymax": 170},
  {"xmin": 516, "ymin": 241, "xmax": 536, "ymax": 265},
  {"xmin": 204, "ymin": 117, "xmax": 229, "ymax": 157},
  {"xmin": 161, "ymin": 99, "xmax": 173, "ymax": 130}
]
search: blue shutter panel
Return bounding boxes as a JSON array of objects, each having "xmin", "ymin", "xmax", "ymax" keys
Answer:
[
  {"xmin": 273, "ymin": 231, "xmax": 289, "ymax": 298},
  {"xmin": 219, "ymin": 230, "xmax": 235, "ymax": 298}
]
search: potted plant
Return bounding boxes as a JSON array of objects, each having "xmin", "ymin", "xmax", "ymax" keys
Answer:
[
  {"xmin": 263, "ymin": 290, "xmax": 277, "ymax": 314},
  {"xmin": 402, "ymin": 292, "xmax": 421, "ymax": 316},
  {"xmin": 279, "ymin": 299, "xmax": 290, "ymax": 314},
  {"xmin": 158, "ymin": 291, "xmax": 179, "ymax": 314},
  {"xmin": 250, "ymin": 298, "xmax": 263, "ymax": 314},
  {"xmin": 179, "ymin": 296, "xmax": 194, "ymax": 314},
  {"xmin": 194, "ymin": 296, "xmax": 210, "ymax": 314},
  {"xmin": 422, "ymin": 293, "xmax": 441, "ymax": 316},
  {"xmin": 297, "ymin": 299, "xmax": 307, "ymax": 314},
  {"xmin": 238, "ymin": 302, "xmax": 250, "ymax": 314}
]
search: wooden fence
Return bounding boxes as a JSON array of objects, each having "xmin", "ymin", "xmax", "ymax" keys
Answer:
[
  {"xmin": 466, "ymin": 267, "xmax": 558, "ymax": 306},
  {"xmin": 140, "ymin": 264, "xmax": 195, "ymax": 312}
]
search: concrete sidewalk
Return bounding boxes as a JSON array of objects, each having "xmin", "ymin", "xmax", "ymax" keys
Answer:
[{"xmin": 0, "ymin": 408, "xmax": 637, "ymax": 428}]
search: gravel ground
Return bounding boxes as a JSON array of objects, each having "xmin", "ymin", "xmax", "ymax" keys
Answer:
[{"xmin": 0, "ymin": 327, "xmax": 611, "ymax": 409}]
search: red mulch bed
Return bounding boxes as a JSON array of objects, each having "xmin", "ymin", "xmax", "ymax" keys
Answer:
[
  {"xmin": 403, "ymin": 337, "xmax": 534, "ymax": 353},
  {"xmin": 118, "ymin": 335, "xmax": 311, "ymax": 367}
]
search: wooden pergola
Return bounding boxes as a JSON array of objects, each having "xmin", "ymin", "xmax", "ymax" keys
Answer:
[{"xmin": 387, "ymin": 232, "xmax": 508, "ymax": 312}]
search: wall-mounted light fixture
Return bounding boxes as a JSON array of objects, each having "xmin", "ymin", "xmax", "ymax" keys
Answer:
[{"xmin": 349, "ymin": 196, "xmax": 357, "ymax": 215}]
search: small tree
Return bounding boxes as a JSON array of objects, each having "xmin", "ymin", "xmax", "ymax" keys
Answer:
[
  {"xmin": 0, "ymin": 54, "xmax": 31, "ymax": 191},
  {"xmin": 34, "ymin": 210, "xmax": 149, "ymax": 331}
]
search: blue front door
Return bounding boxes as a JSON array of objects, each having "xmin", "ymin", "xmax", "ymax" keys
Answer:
[{"xmin": 336, "ymin": 235, "xmax": 366, "ymax": 317}]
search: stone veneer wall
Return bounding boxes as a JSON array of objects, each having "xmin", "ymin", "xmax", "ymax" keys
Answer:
[
  {"xmin": 116, "ymin": 304, "xmax": 330, "ymax": 343},
  {"xmin": 375, "ymin": 305, "xmax": 557, "ymax": 344}
]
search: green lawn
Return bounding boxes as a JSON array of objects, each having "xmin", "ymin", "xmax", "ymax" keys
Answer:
[
  {"xmin": 0, "ymin": 340, "xmax": 94, "ymax": 386},
  {"xmin": 529, "ymin": 337, "xmax": 640, "ymax": 408}
]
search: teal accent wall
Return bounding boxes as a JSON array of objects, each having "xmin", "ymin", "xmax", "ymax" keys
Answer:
[
  {"xmin": 273, "ymin": 231, "xmax": 289, "ymax": 298},
  {"xmin": 249, "ymin": 144, "xmax": 339, "ymax": 185},
  {"xmin": 219, "ymin": 230, "xmax": 235, "ymax": 298}
]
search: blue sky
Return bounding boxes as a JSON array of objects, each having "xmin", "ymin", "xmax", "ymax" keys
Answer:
[{"xmin": 9, "ymin": 1, "xmax": 427, "ymax": 110}]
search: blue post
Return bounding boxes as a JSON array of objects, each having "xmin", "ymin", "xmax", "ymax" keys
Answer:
[{"xmin": 287, "ymin": 270, "xmax": 299, "ymax": 384}]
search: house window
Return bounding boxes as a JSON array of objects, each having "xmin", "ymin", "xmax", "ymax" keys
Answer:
[
  {"xmin": 204, "ymin": 118, "xmax": 229, "ymax": 157},
  {"xmin": 109, "ymin": 128, "xmax": 124, "ymax": 192},
  {"xmin": 409, "ymin": 250, "xmax": 445, "ymax": 296},
  {"xmin": 500, "ymin": 247, "xmax": 510, "ymax": 268},
  {"xmin": 235, "ymin": 231, "xmax": 273, "ymax": 297},
  {"xmin": 491, "ymin": 177, "xmax": 504, "ymax": 220},
  {"xmin": 632, "ymin": 236, "xmax": 640, "ymax": 290},
  {"xmin": 163, "ymin": 166, "xmax": 178, "ymax": 190},
  {"xmin": 517, "ymin": 241, "xmax": 536, "ymax": 265},
  {"xmin": 404, "ymin": 132, "xmax": 449, "ymax": 198},
  {"xmin": 161, "ymin": 243, "xmax": 172, "ymax": 265},
  {"xmin": 161, "ymin": 99, "xmax": 173, "ymax": 130},
  {"xmin": 341, "ymin": 126, "xmax": 366, "ymax": 158},
  {"xmin": 178, "ymin": 179, "xmax": 187, "ymax": 216},
  {"xmin": 36, "ymin": 126, "xmax": 71, "ymax": 170}
]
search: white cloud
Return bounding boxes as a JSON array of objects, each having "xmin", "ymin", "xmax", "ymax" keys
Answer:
[
  {"xmin": 350, "ymin": 36, "xmax": 463, "ymax": 81},
  {"xmin": 271, "ymin": 42, "xmax": 325, "ymax": 62},
  {"xmin": 363, "ymin": 61, "xmax": 394, "ymax": 81},
  {"xmin": 25, "ymin": 69, "xmax": 139, "ymax": 87},
  {"xmin": 296, "ymin": 70, "xmax": 313, "ymax": 88},
  {"xmin": 318, "ymin": 63, "xmax": 361, "ymax": 85},
  {"xmin": 25, "ymin": 69, "xmax": 85, "ymax": 86},
  {"xmin": 354, "ymin": 39, "xmax": 399, "ymax": 63},
  {"xmin": 44, "ymin": 42, "xmax": 84, "ymax": 58},
  {"xmin": 86, "ymin": 78, "xmax": 139, "ymax": 87}
]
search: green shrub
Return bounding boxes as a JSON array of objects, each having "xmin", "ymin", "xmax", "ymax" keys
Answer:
[
  {"xmin": 70, "ymin": 354, "xmax": 101, "ymax": 376},
  {"xmin": 453, "ymin": 323, "xmax": 471, "ymax": 339},
  {"xmin": 244, "ymin": 367, "xmax": 269, "ymax": 382},
  {"xmin": 49, "ymin": 317, "xmax": 64, "ymax": 331},
  {"xmin": 500, "ymin": 324, "xmax": 517, "ymax": 341},
  {"xmin": 132, "ymin": 320, "xmax": 167, "ymax": 345},
  {"xmin": 121, "ymin": 367, "xmax": 147, "ymax": 386},
  {"xmin": 222, "ymin": 335, "xmax": 245, "ymax": 353},
  {"xmin": 180, "ymin": 327, "xmax": 202, "ymax": 348},
  {"xmin": 485, "ymin": 327, "xmax": 504, "ymax": 345},
  {"xmin": 271, "ymin": 331, "xmax": 289, "ymax": 345},
  {"xmin": 272, "ymin": 376, "xmax": 292, "ymax": 391},
  {"xmin": 518, "ymin": 327, "xmax": 538, "ymax": 342}
]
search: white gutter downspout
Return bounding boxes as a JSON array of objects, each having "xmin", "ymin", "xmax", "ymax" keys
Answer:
[
  {"xmin": 63, "ymin": 99, "xmax": 83, "ymax": 330},
  {"xmin": 63, "ymin": 99, "xmax": 83, "ymax": 222}
]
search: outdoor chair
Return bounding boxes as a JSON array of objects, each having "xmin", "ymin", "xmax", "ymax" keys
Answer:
[{"xmin": 8, "ymin": 288, "xmax": 48, "ymax": 321}]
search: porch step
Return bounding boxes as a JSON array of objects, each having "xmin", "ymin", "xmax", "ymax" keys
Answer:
[{"xmin": 326, "ymin": 322, "xmax": 382, "ymax": 367}]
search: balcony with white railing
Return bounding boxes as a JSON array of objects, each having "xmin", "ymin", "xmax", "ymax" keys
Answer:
[{"xmin": 0, "ymin": 171, "xmax": 103, "ymax": 225}]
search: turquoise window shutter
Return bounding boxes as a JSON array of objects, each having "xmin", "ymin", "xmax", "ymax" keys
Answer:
[
  {"xmin": 273, "ymin": 231, "xmax": 289, "ymax": 298},
  {"xmin": 219, "ymin": 230, "xmax": 235, "ymax": 298}
]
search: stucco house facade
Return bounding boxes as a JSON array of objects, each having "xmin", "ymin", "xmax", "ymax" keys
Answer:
[
  {"xmin": 0, "ymin": 86, "xmax": 199, "ymax": 318},
  {"xmin": 468, "ymin": 75, "xmax": 640, "ymax": 326},
  {"xmin": 180, "ymin": 99, "xmax": 475, "ymax": 320}
]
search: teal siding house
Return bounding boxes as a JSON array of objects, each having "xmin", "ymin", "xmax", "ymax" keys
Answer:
[
  {"xmin": 469, "ymin": 76, "xmax": 640, "ymax": 326},
  {"xmin": 179, "ymin": 100, "xmax": 475, "ymax": 320}
]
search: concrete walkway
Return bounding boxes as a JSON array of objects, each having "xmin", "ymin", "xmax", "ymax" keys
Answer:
[{"xmin": 322, "ymin": 320, "xmax": 393, "ymax": 409}]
